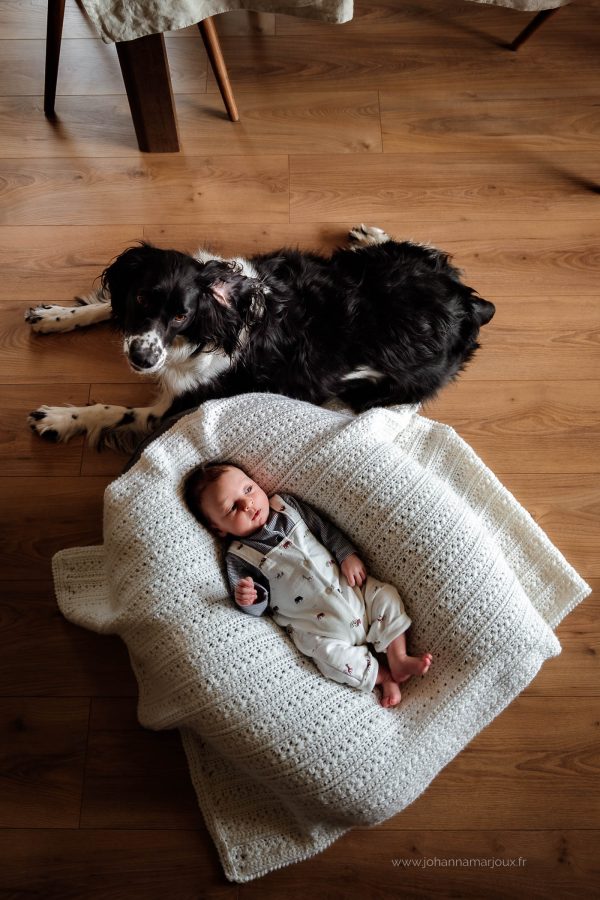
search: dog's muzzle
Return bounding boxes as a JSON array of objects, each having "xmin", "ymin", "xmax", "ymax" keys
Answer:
[{"xmin": 124, "ymin": 333, "xmax": 167, "ymax": 373}]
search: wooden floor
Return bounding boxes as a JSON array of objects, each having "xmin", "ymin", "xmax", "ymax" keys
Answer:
[{"xmin": 1, "ymin": 0, "xmax": 599, "ymax": 895}]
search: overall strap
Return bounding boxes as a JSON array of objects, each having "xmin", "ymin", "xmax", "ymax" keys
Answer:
[{"xmin": 227, "ymin": 539, "xmax": 265, "ymax": 568}]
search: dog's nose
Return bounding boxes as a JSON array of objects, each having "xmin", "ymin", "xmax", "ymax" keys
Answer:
[{"xmin": 127, "ymin": 336, "xmax": 164, "ymax": 371}]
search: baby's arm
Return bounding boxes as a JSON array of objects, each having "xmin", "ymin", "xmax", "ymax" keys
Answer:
[
  {"xmin": 283, "ymin": 495, "xmax": 367, "ymax": 584},
  {"xmin": 225, "ymin": 553, "xmax": 270, "ymax": 617}
]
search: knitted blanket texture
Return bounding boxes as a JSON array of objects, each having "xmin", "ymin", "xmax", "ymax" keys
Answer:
[{"xmin": 52, "ymin": 394, "xmax": 590, "ymax": 882}]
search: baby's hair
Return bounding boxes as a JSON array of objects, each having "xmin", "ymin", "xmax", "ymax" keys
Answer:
[{"xmin": 184, "ymin": 461, "xmax": 238, "ymax": 528}]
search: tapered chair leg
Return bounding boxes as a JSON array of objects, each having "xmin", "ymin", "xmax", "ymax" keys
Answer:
[
  {"xmin": 44, "ymin": 0, "xmax": 66, "ymax": 117},
  {"xmin": 510, "ymin": 8, "xmax": 560, "ymax": 51},
  {"xmin": 198, "ymin": 17, "xmax": 239, "ymax": 122}
]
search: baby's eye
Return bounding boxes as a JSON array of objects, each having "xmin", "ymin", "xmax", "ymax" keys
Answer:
[{"xmin": 244, "ymin": 485, "xmax": 253, "ymax": 494}]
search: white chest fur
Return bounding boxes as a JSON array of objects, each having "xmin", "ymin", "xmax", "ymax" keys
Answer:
[{"xmin": 159, "ymin": 340, "xmax": 232, "ymax": 399}]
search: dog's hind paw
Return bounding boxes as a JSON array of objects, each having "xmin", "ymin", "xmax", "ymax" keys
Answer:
[{"xmin": 348, "ymin": 224, "xmax": 390, "ymax": 247}]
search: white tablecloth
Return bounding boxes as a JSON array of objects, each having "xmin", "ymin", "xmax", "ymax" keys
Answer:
[{"xmin": 80, "ymin": 0, "xmax": 570, "ymax": 43}]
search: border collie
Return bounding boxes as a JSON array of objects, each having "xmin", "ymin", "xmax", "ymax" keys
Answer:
[{"xmin": 26, "ymin": 225, "xmax": 495, "ymax": 450}]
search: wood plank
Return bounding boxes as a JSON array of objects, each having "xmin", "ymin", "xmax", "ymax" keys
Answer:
[
  {"xmin": 0, "ymin": 830, "xmax": 233, "ymax": 899},
  {"xmin": 208, "ymin": 32, "xmax": 600, "ymax": 95},
  {"xmin": 381, "ymin": 93, "xmax": 600, "ymax": 154},
  {"xmin": 459, "ymin": 695, "xmax": 600, "ymax": 753},
  {"xmin": 176, "ymin": 89, "xmax": 381, "ymax": 154},
  {"xmin": 237, "ymin": 829, "xmax": 600, "ymax": 897},
  {"xmin": 0, "ymin": 90, "xmax": 382, "ymax": 157},
  {"xmin": 289, "ymin": 153, "xmax": 600, "ymax": 223},
  {"xmin": 0, "ymin": 476, "xmax": 110, "ymax": 579},
  {"xmin": 458, "ymin": 316, "xmax": 600, "ymax": 382},
  {"xmin": 0, "ymin": 581, "xmax": 136, "ymax": 697},
  {"xmin": 0, "ymin": 697, "xmax": 88, "ymax": 827},
  {"xmin": 424, "ymin": 381, "xmax": 600, "ymax": 474},
  {"xmin": 81, "ymin": 699, "xmax": 204, "ymax": 829},
  {"xmin": 0, "ymin": 157, "xmax": 289, "ymax": 226}
]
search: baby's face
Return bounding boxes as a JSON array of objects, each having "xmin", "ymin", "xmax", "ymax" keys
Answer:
[{"xmin": 201, "ymin": 466, "xmax": 270, "ymax": 538}]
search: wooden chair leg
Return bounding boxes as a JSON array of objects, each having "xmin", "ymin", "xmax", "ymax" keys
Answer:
[
  {"xmin": 510, "ymin": 8, "xmax": 560, "ymax": 51},
  {"xmin": 198, "ymin": 17, "xmax": 239, "ymax": 122},
  {"xmin": 44, "ymin": 0, "xmax": 66, "ymax": 117}
]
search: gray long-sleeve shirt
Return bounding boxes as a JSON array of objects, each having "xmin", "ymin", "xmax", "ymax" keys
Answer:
[{"xmin": 225, "ymin": 493, "xmax": 357, "ymax": 617}]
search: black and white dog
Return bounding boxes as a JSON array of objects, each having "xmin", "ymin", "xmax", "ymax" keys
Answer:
[{"xmin": 26, "ymin": 225, "xmax": 495, "ymax": 450}]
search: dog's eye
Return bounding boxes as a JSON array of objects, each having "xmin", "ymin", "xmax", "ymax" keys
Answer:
[
  {"xmin": 136, "ymin": 295, "xmax": 146, "ymax": 306},
  {"xmin": 172, "ymin": 313, "xmax": 187, "ymax": 323}
]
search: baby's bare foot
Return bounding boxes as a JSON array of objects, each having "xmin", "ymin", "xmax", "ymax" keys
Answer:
[
  {"xmin": 377, "ymin": 665, "xmax": 402, "ymax": 708},
  {"xmin": 381, "ymin": 678, "xmax": 401, "ymax": 708},
  {"xmin": 388, "ymin": 647, "xmax": 433, "ymax": 684}
]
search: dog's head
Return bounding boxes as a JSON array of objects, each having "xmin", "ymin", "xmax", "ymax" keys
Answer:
[{"xmin": 102, "ymin": 243, "xmax": 257, "ymax": 373}]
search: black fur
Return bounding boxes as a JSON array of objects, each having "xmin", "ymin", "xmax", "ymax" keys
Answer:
[{"xmin": 102, "ymin": 233, "xmax": 494, "ymax": 420}]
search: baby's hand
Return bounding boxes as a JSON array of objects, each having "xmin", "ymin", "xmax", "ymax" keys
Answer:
[
  {"xmin": 235, "ymin": 576, "xmax": 258, "ymax": 606},
  {"xmin": 341, "ymin": 554, "xmax": 367, "ymax": 587}
]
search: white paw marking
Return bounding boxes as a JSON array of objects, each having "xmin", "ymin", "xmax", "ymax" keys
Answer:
[
  {"xmin": 348, "ymin": 224, "xmax": 390, "ymax": 247},
  {"xmin": 25, "ymin": 300, "xmax": 111, "ymax": 333},
  {"xmin": 25, "ymin": 305, "xmax": 81, "ymax": 334},
  {"xmin": 28, "ymin": 405, "xmax": 87, "ymax": 442}
]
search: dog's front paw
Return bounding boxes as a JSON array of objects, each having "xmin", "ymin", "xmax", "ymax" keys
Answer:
[
  {"xmin": 28, "ymin": 406, "xmax": 85, "ymax": 443},
  {"xmin": 25, "ymin": 304, "xmax": 81, "ymax": 334}
]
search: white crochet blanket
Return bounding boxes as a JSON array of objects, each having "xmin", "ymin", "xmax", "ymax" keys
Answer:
[{"xmin": 53, "ymin": 395, "xmax": 590, "ymax": 882}]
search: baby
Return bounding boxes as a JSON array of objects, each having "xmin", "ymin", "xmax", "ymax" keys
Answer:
[{"xmin": 184, "ymin": 463, "xmax": 432, "ymax": 708}]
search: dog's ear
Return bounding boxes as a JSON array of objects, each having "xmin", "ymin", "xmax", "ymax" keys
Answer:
[
  {"xmin": 201, "ymin": 260, "xmax": 255, "ymax": 309},
  {"xmin": 210, "ymin": 278, "xmax": 233, "ymax": 308},
  {"xmin": 473, "ymin": 297, "xmax": 495, "ymax": 326},
  {"xmin": 101, "ymin": 243, "xmax": 157, "ymax": 315}
]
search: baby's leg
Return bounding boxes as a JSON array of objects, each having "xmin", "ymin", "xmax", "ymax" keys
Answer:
[
  {"xmin": 386, "ymin": 632, "xmax": 433, "ymax": 684},
  {"xmin": 291, "ymin": 630, "xmax": 379, "ymax": 694},
  {"xmin": 363, "ymin": 578, "xmax": 432, "ymax": 684}
]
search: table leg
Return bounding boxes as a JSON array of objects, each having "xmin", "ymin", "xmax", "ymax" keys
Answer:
[{"xmin": 116, "ymin": 32, "xmax": 180, "ymax": 152}]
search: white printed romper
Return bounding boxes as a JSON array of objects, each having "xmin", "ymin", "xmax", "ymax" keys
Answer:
[{"xmin": 228, "ymin": 495, "xmax": 412, "ymax": 693}]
